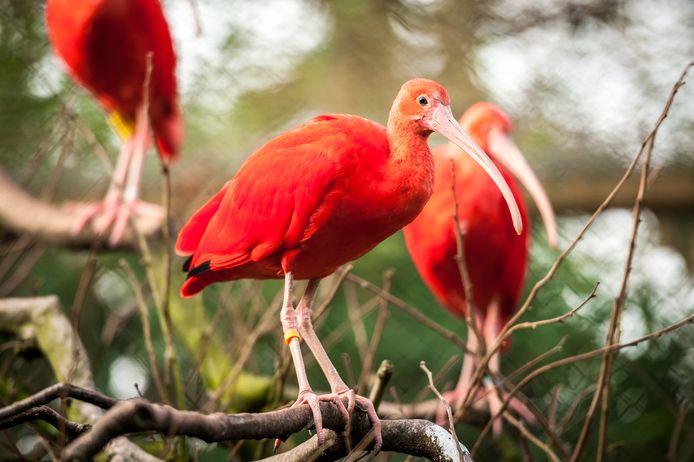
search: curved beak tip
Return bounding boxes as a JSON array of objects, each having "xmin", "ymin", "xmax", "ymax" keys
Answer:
[{"xmin": 513, "ymin": 214, "xmax": 523, "ymax": 235}]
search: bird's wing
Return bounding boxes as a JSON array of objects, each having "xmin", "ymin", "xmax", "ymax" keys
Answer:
[
  {"xmin": 186, "ymin": 115, "xmax": 381, "ymax": 274},
  {"xmin": 175, "ymin": 181, "xmax": 231, "ymax": 257}
]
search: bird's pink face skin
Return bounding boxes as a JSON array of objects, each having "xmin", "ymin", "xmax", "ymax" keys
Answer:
[{"xmin": 399, "ymin": 80, "xmax": 523, "ymax": 235}]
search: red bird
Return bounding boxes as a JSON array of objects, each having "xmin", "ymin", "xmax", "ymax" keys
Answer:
[
  {"xmin": 46, "ymin": 0, "xmax": 182, "ymax": 244},
  {"xmin": 175, "ymin": 80, "xmax": 523, "ymax": 449},
  {"xmin": 404, "ymin": 102, "xmax": 557, "ymax": 435}
]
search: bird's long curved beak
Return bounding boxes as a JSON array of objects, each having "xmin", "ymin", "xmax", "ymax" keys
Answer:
[
  {"xmin": 427, "ymin": 104, "xmax": 523, "ymax": 235},
  {"xmin": 488, "ymin": 128, "xmax": 558, "ymax": 248}
]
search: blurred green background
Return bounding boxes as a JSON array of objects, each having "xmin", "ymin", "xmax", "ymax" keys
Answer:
[{"xmin": 1, "ymin": 0, "xmax": 693, "ymax": 460}]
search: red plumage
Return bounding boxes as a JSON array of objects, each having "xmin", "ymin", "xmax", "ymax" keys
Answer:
[
  {"xmin": 174, "ymin": 82, "xmax": 525, "ymax": 448},
  {"xmin": 176, "ymin": 113, "xmax": 433, "ymax": 296},
  {"xmin": 46, "ymin": 0, "xmax": 182, "ymax": 159},
  {"xmin": 403, "ymin": 101, "xmax": 556, "ymax": 433},
  {"xmin": 404, "ymin": 108, "xmax": 529, "ymax": 338}
]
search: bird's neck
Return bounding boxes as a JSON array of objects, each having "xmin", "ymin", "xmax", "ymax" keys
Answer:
[{"xmin": 385, "ymin": 118, "xmax": 435, "ymax": 209}]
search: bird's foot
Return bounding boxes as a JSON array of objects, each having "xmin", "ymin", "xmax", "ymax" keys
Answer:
[
  {"xmin": 484, "ymin": 380, "xmax": 536, "ymax": 437},
  {"xmin": 435, "ymin": 389, "xmax": 471, "ymax": 425},
  {"xmin": 273, "ymin": 389, "xmax": 350, "ymax": 452},
  {"xmin": 481, "ymin": 376, "xmax": 537, "ymax": 438},
  {"xmin": 274, "ymin": 389, "xmax": 382, "ymax": 453},
  {"xmin": 335, "ymin": 388, "xmax": 383, "ymax": 453},
  {"xmin": 64, "ymin": 199, "xmax": 164, "ymax": 245}
]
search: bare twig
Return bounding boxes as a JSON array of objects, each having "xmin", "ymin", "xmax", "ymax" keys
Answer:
[
  {"xmin": 557, "ymin": 385, "xmax": 595, "ymax": 436},
  {"xmin": 0, "ymin": 406, "xmax": 90, "ymax": 440},
  {"xmin": 419, "ymin": 361, "xmax": 467, "ymax": 462},
  {"xmin": 346, "ymin": 274, "xmax": 468, "ymax": 351},
  {"xmin": 313, "ymin": 265, "xmax": 353, "ymax": 323},
  {"xmin": 358, "ymin": 269, "xmax": 393, "ymax": 393},
  {"xmin": 368, "ymin": 360, "xmax": 394, "ymax": 410},
  {"xmin": 459, "ymin": 60, "xmax": 694, "ymax": 428},
  {"xmin": 506, "ymin": 336, "xmax": 567, "ymax": 381},
  {"xmin": 204, "ymin": 297, "xmax": 280, "ymax": 412},
  {"xmin": 121, "ymin": 260, "xmax": 169, "ymax": 403},
  {"xmin": 0, "ymin": 384, "xmax": 116, "ymax": 422},
  {"xmin": 503, "ymin": 412, "xmax": 560, "ymax": 462},
  {"xmin": 449, "ymin": 158, "xmax": 485, "ymax": 362},
  {"xmin": 667, "ymin": 399, "xmax": 689, "ymax": 462},
  {"xmin": 511, "ymin": 283, "xmax": 598, "ymax": 334},
  {"xmin": 471, "ymin": 310, "xmax": 694, "ymax": 455},
  {"xmin": 0, "ymin": 298, "xmax": 162, "ymax": 461},
  {"xmin": 573, "ymin": 60, "xmax": 693, "ymax": 462}
]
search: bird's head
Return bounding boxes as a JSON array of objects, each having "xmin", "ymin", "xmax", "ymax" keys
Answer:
[
  {"xmin": 390, "ymin": 79, "xmax": 523, "ymax": 235},
  {"xmin": 461, "ymin": 102, "xmax": 558, "ymax": 247}
]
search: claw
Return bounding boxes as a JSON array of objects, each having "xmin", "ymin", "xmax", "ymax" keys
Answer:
[
  {"xmin": 277, "ymin": 389, "xmax": 382, "ymax": 453},
  {"xmin": 337, "ymin": 389, "xmax": 382, "ymax": 452},
  {"xmin": 64, "ymin": 199, "xmax": 164, "ymax": 245}
]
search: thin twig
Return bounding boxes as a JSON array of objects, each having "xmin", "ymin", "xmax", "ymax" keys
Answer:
[
  {"xmin": 121, "ymin": 260, "xmax": 169, "ymax": 403},
  {"xmin": 471, "ymin": 310, "xmax": 694, "ymax": 455},
  {"xmin": 368, "ymin": 360, "xmax": 394, "ymax": 410},
  {"xmin": 0, "ymin": 383, "xmax": 117, "ymax": 422},
  {"xmin": 204, "ymin": 298, "xmax": 280, "ymax": 412},
  {"xmin": 419, "ymin": 361, "xmax": 466, "ymax": 462},
  {"xmin": 573, "ymin": 61, "xmax": 692, "ymax": 462},
  {"xmin": 358, "ymin": 269, "xmax": 393, "ymax": 393},
  {"xmin": 557, "ymin": 385, "xmax": 595, "ymax": 436},
  {"xmin": 0, "ymin": 406, "xmax": 90, "ymax": 440},
  {"xmin": 449, "ymin": 158, "xmax": 485, "ymax": 362},
  {"xmin": 313, "ymin": 265, "xmax": 353, "ymax": 323},
  {"xmin": 548, "ymin": 385, "xmax": 561, "ymax": 433},
  {"xmin": 503, "ymin": 412, "xmax": 560, "ymax": 462},
  {"xmin": 506, "ymin": 336, "xmax": 567, "ymax": 381},
  {"xmin": 346, "ymin": 274, "xmax": 469, "ymax": 351},
  {"xmin": 459, "ymin": 60, "xmax": 693, "ymax": 427},
  {"xmin": 667, "ymin": 399, "xmax": 689, "ymax": 462}
]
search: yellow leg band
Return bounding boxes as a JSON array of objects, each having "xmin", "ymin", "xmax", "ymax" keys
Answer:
[{"xmin": 284, "ymin": 328, "xmax": 302, "ymax": 345}]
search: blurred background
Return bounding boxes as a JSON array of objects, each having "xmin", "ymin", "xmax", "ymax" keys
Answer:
[{"xmin": 0, "ymin": 0, "xmax": 693, "ymax": 460}]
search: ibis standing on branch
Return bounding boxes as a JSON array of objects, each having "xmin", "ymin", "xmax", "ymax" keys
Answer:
[
  {"xmin": 175, "ymin": 80, "xmax": 523, "ymax": 449},
  {"xmin": 46, "ymin": 0, "xmax": 183, "ymax": 244},
  {"xmin": 404, "ymin": 102, "xmax": 558, "ymax": 435}
]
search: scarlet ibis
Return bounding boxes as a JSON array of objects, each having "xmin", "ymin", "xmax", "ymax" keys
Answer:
[
  {"xmin": 46, "ymin": 0, "xmax": 182, "ymax": 244},
  {"xmin": 404, "ymin": 102, "xmax": 557, "ymax": 435},
  {"xmin": 175, "ymin": 80, "xmax": 523, "ymax": 449}
]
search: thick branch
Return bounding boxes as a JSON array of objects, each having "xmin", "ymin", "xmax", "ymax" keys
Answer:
[
  {"xmin": 0, "ymin": 168, "xmax": 160, "ymax": 249},
  {"xmin": 61, "ymin": 398, "xmax": 473, "ymax": 461},
  {"xmin": 262, "ymin": 422, "xmax": 473, "ymax": 462}
]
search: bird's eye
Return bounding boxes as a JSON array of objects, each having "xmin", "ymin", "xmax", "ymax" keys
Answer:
[{"xmin": 417, "ymin": 95, "xmax": 429, "ymax": 106}]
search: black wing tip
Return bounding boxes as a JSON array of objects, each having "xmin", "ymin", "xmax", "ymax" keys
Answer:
[
  {"xmin": 187, "ymin": 260, "xmax": 211, "ymax": 278},
  {"xmin": 182, "ymin": 256, "xmax": 193, "ymax": 273}
]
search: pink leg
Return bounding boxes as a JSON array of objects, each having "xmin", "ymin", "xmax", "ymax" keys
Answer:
[
  {"xmin": 297, "ymin": 279, "xmax": 383, "ymax": 451},
  {"xmin": 436, "ymin": 327, "xmax": 480, "ymax": 424},
  {"xmin": 108, "ymin": 102, "xmax": 159, "ymax": 245},
  {"xmin": 68, "ymin": 109, "xmax": 162, "ymax": 245},
  {"xmin": 70, "ymin": 139, "xmax": 133, "ymax": 234},
  {"xmin": 277, "ymin": 274, "xmax": 350, "ymax": 450},
  {"xmin": 453, "ymin": 328, "xmax": 479, "ymax": 408},
  {"xmin": 483, "ymin": 301, "xmax": 536, "ymax": 438}
]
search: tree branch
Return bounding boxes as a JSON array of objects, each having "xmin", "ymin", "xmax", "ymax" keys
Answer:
[
  {"xmin": 0, "ymin": 168, "xmax": 160, "ymax": 250},
  {"xmin": 60, "ymin": 398, "xmax": 474, "ymax": 461},
  {"xmin": 0, "ymin": 297, "xmax": 162, "ymax": 462},
  {"xmin": 0, "ymin": 406, "xmax": 90, "ymax": 441}
]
